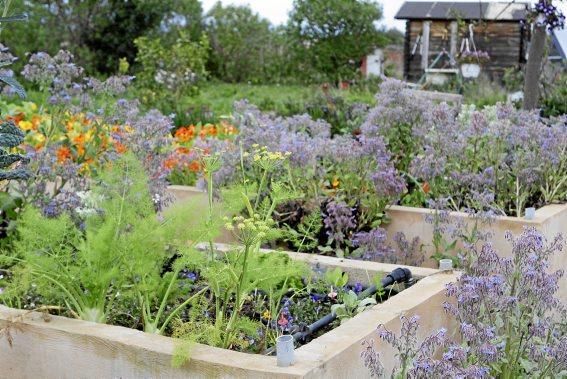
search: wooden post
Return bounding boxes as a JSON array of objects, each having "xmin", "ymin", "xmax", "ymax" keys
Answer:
[
  {"xmin": 421, "ymin": 21, "xmax": 431, "ymax": 70},
  {"xmin": 450, "ymin": 21, "xmax": 458, "ymax": 59},
  {"xmin": 523, "ymin": 21, "xmax": 547, "ymax": 110}
]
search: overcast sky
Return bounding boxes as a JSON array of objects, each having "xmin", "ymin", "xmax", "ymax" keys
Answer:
[{"xmin": 200, "ymin": 0, "xmax": 567, "ymax": 31}]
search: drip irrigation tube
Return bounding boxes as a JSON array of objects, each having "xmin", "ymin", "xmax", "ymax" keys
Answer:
[{"xmin": 291, "ymin": 267, "xmax": 412, "ymax": 343}]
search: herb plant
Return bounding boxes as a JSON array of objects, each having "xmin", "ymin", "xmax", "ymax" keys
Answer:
[
  {"xmin": 362, "ymin": 227, "xmax": 566, "ymax": 378},
  {"xmin": 1, "ymin": 154, "xmax": 211, "ymax": 329}
]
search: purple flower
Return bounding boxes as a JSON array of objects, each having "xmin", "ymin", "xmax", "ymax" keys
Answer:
[
  {"xmin": 352, "ymin": 228, "xmax": 395, "ymax": 263},
  {"xmin": 323, "ymin": 200, "xmax": 356, "ymax": 244}
]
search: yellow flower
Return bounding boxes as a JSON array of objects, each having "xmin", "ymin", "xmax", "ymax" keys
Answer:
[
  {"xmin": 18, "ymin": 120, "xmax": 33, "ymax": 131},
  {"xmin": 332, "ymin": 177, "xmax": 340, "ymax": 188},
  {"xmin": 262, "ymin": 310, "xmax": 271, "ymax": 320}
]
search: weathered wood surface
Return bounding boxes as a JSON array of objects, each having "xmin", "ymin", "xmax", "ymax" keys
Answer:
[
  {"xmin": 0, "ymin": 266, "xmax": 456, "ymax": 379},
  {"xmin": 405, "ymin": 20, "xmax": 526, "ymax": 81}
]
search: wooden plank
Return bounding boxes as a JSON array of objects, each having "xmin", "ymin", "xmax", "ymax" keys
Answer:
[{"xmin": 422, "ymin": 21, "xmax": 431, "ymax": 70}]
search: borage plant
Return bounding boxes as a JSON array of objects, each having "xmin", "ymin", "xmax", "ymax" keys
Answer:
[
  {"xmin": 199, "ymin": 101, "xmax": 406, "ymax": 262},
  {"xmin": 361, "ymin": 227, "xmax": 566, "ymax": 378}
]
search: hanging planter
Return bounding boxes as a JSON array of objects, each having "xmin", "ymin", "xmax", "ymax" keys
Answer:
[
  {"xmin": 457, "ymin": 50, "xmax": 490, "ymax": 79},
  {"xmin": 460, "ymin": 63, "xmax": 481, "ymax": 78}
]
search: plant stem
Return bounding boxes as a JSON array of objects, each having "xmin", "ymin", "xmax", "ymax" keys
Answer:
[
  {"xmin": 158, "ymin": 286, "xmax": 209, "ymax": 335},
  {"xmin": 254, "ymin": 169, "xmax": 268, "ymax": 212},
  {"xmin": 223, "ymin": 243, "xmax": 251, "ymax": 347}
]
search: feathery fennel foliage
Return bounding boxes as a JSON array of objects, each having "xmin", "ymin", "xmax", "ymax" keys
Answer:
[
  {"xmin": 1, "ymin": 154, "xmax": 213, "ymax": 330},
  {"xmin": 171, "ymin": 147, "xmax": 308, "ymax": 361}
]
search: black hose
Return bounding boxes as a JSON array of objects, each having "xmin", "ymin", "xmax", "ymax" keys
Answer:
[{"xmin": 291, "ymin": 267, "xmax": 412, "ymax": 342}]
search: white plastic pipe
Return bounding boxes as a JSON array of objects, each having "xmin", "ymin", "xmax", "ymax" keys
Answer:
[
  {"xmin": 525, "ymin": 207, "xmax": 536, "ymax": 220},
  {"xmin": 439, "ymin": 259, "xmax": 453, "ymax": 271},
  {"xmin": 276, "ymin": 334, "xmax": 295, "ymax": 367}
]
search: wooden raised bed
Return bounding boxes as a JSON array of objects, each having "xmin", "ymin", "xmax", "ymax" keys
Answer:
[
  {"xmin": 166, "ymin": 186, "xmax": 567, "ymax": 300},
  {"xmin": 385, "ymin": 204, "xmax": 567, "ymax": 301},
  {"xmin": 0, "ymin": 249, "xmax": 455, "ymax": 379}
]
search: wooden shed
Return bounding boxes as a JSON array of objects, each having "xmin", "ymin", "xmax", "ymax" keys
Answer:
[{"xmin": 395, "ymin": 1, "xmax": 529, "ymax": 82}]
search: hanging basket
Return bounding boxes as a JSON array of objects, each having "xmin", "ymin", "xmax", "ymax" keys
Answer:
[{"xmin": 460, "ymin": 63, "xmax": 481, "ymax": 78}]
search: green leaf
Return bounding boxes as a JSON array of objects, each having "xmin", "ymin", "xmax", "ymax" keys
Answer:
[
  {"xmin": 0, "ymin": 75, "xmax": 26, "ymax": 98},
  {"xmin": 0, "ymin": 14, "xmax": 28, "ymax": 23}
]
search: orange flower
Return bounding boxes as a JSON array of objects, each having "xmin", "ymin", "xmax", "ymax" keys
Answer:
[
  {"xmin": 7, "ymin": 112, "xmax": 25, "ymax": 123},
  {"xmin": 31, "ymin": 115, "xmax": 41, "ymax": 130},
  {"xmin": 65, "ymin": 119, "xmax": 75, "ymax": 131},
  {"xmin": 164, "ymin": 157, "xmax": 179, "ymax": 170},
  {"xmin": 176, "ymin": 146, "xmax": 190, "ymax": 155},
  {"xmin": 204, "ymin": 124, "xmax": 217, "ymax": 137},
  {"xmin": 188, "ymin": 160, "xmax": 201, "ymax": 172},
  {"xmin": 56, "ymin": 146, "xmax": 72, "ymax": 163},
  {"xmin": 114, "ymin": 142, "xmax": 127, "ymax": 154},
  {"xmin": 422, "ymin": 181, "xmax": 431, "ymax": 194},
  {"xmin": 175, "ymin": 126, "xmax": 195, "ymax": 142},
  {"xmin": 76, "ymin": 144, "xmax": 85, "ymax": 157},
  {"xmin": 224, "ymin": 125, "xmax": 237, "ymax": 135},
  {"xmin": 73, "ymin": 134, "xmax": 86, "ymax": 145}
]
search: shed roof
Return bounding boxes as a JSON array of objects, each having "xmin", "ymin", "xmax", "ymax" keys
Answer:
[
  {"xmin": 551, "ymin": 28, "xmax": 567, "ymax": 60},
  {"xmin": 395, "ymin": 2, "xmax": 528, "ymax": 21}
]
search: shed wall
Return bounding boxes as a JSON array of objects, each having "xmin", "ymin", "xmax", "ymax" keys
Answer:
[{"xmin": 405, "ymin": 20, "xmax": 526, "ymax": 82}]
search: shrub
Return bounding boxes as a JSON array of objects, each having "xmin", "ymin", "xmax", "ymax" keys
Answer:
[{"xmin": 134, "ymin": 32, "xmax": 209, "ymax": 114}]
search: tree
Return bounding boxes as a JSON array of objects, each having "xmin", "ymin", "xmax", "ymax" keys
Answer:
[
  {"xmin": 523, "ymin": 0, "xmax": 565, "ymax": 110},
  {"xmin": 1, "ymin": 0, "xmax": 203, "ymax": 74},
  {"xmin": 204, "ymin": 2, "xmax": 273, "ymax": 83},
  {"xmin": 288, "ymin": 0, "xmax": 387, "ymax": 83}
]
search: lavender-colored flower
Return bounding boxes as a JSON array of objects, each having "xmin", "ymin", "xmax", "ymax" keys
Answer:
[
  {"xmin": 322, "ymin": 200, "xmax": 356, "ymax": 244},
  {"xmin": 352, "ymin": 227, "xmax": 395, "ymax": 262}
]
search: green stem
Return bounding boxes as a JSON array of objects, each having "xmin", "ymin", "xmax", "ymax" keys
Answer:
[
  {"xmin": 223, "ymin": 243, "xmax": 251, "ymax": 347},
  {"xmin": 153, "ymin": 267, "xmax": 181, "ymax": 329},
  {"xmin": 158, "ymin": 286, "xmax": 209, "ymax": 335},
  {"xmin": 254, "ymin": 169, "xmax": 268, "ymax": 212},
  {"xmin": 207, "ymin": 170, "xmax": 215, "ymax": 261}
]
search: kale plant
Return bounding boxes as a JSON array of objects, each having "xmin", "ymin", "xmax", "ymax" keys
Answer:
[{"xmin": 0, "ymin": 121, "xmax": 28, "ymax": 181}]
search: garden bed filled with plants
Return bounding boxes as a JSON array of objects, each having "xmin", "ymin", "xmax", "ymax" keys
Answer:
[
  {"xmin": 161, "ymin": 79, "xmax": 566, "ymax": 274},
  {"xmin": 1, "ymin": 42, "xmax": 566, "ymax": 379}
]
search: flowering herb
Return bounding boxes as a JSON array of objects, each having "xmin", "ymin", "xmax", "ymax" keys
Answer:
[
  {"xmin": 362, "ymin": 227, "xmax": 566, "ymax": 378},
  {"xmin": 9, "ymin": 50, "xmax": 176, "ymax": 216}
]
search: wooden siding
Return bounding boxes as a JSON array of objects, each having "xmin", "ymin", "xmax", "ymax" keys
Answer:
[{"xmin": 404, "ymin": 20, "xmax": 527, "ymax": 82}]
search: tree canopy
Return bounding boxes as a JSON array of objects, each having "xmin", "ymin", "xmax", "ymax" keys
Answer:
[{"xmin": 288, "ymin": 0, "xmax": 387, "ymax": 82}]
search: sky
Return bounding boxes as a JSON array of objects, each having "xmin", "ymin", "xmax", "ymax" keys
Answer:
[{"xmin": 200, "ymin": 0, "xmax": 567, "ymax": 31}]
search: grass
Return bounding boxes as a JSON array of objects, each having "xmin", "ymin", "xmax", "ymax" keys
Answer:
[{"xmin": 155, "ymin": 81, "xmax": 377, "ymax": 130}]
